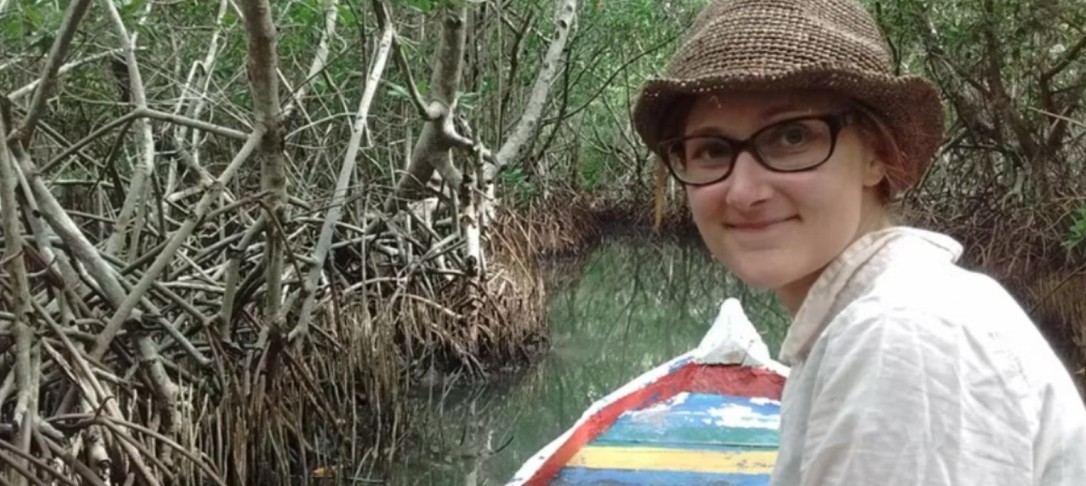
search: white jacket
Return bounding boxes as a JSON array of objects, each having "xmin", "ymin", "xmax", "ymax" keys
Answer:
[{"xmin": 770, "ymin": 227, "xmax": 1086, "ymax": 485}]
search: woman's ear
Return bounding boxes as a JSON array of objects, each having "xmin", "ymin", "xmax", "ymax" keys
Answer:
[
  {"xmin": 857, "ymin": 128, "xmax": 888, "ymax": 188},
  {"xmin": 863, "ymin": 156, "xmax": 887, "ymax": 188}
]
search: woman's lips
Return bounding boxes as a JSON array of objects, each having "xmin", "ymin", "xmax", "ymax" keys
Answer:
[{"xmin": 725, "ymin": 216, "xmax": 798, "ymax": 231}]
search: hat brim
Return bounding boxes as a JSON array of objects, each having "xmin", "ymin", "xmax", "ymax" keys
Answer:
[{"xmin": 632, "ymin": 63, "xmax": 945, "ymax": 192}]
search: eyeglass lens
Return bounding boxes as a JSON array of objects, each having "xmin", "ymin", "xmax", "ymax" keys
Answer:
[{"xmin": 666, "ymin": 117, "xmax": 835, "ymax": 185}]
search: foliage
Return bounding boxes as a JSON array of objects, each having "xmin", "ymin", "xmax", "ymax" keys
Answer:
[
  {"xmin": 1065, "ymin": 206, "xmax": 1086, "ymax": 250},
  {"xmin": 870, "ymin": 0, "xmax": 1086, "ymax": 396},
  {"xmin": 500, "ymin": 166, "xmax": 538, "ymax": 206}
]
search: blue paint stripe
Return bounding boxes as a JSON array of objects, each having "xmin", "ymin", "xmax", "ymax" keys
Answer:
[
  {"xmin": 594, "ymin": 393, "xmax": 779, "ymax": 448},
  {"xmin": 554, "ymin": 467, "xmax": 771, "ymax": 485},
  {"xmin": 625, "ymin": 393, "xmax": 779, "ymax": 416}
]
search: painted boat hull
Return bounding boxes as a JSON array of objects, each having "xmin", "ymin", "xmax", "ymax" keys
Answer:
[{"xmin": 509, "ymin": 299, "xmax": 788, "ymax": 485}]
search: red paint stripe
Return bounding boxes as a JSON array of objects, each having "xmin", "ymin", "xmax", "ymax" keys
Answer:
[
  {"xmin": 689, "ymin": 365, "xmax": 785, "ymax": 399},
  {"xmin": 523, "ymin": 364, "xmax": 785, "ymax": 485}
]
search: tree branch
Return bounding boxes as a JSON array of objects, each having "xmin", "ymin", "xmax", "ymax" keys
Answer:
[
  {"xmin": 381, "ymin": 6, "xmax": 469, "ymax": 213},
  {"xmin": 39, "ymin": 107, "xmax": 246, "ymax": 173},
  {"xmin": 92, "ymin": 129, "xmax": 264, "ymax": 361},
  {"xmin": 392, "ymin": 34, "xmax": 444, "ymax": 121},
  {"xmin": 979, "ymin": 0, "xmax": 1037, "ymax": 160},
  {"xmin": 486, "ymin": 0, "xmax": 578, "ymax": 180},
  {"xmin": 100, "ymin": 0, "xmax": 158, "ymax": 260},
  {"xmin": 1041, "ymin": 31, "xmax": 1086, "ymax": 83},
  {"xmin": 10, "ymin": 49, "xmax": 125, "ymax": 100},
  {"xmin": 289, "ymin": 1, "xmax": 394, "ymax": 341},
  {"xmin": 281, "ymin": 0, "xmax": 339, "ymax": 121},
  {"xmin": 0, "ymin": 95, "xmax": 36, "ymax": 486},
  {"xmin": 15, "ymin": 0, "xmax": 93, "ymax": 145}
]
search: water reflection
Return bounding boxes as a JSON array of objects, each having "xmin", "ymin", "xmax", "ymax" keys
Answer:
[{"xmin": 393, "ymin": 235, "xmax": 789, "ymax": 485}]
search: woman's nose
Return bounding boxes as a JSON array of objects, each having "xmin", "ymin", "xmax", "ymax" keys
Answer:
[{"xmin": 723, "ymin": 151, "xmax": 772, "ymax": 209}]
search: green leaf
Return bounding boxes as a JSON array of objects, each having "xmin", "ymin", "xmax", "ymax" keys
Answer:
[
  {"xmin": 29, "ymin": 31, "xmax": 54, "ymax": 55},
  {"xmin": 457, "ymin": 91, "xmax": 479, "ymax": 112},
  {"xmin": 120, "ymin": 0, "xmax": 149, "ymax": 22},
  {"xmin": 24, "ymin": 5, "xmax": 42, "ymax": 31},
  {"xmin": 385, "ymin": 81, "xmax": 411, "ymax": 99},
  {"xmin": 1064, "ymin": 207, "xmax": 1086, "ymax": 250},
  {"xmin": 403, "ymin": 0, "xmax": 435, "ymax": 13},
  {"xmin": 1, "ymin": 14, "xmax": 23, "ymax": 38}
]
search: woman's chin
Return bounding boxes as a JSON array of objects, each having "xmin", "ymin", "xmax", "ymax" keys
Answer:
[
  {"xmin": 728, "ymin": 265, "xmax": 796, "ymax": 290},
  {"xmin": 720, "ymin": 251, "xmax": 807, "ymax": 289}
]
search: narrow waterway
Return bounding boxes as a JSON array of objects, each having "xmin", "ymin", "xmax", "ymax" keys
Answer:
[{"xmin": 392, "ymin": 235, "xmax": 790, "ymax": 485}]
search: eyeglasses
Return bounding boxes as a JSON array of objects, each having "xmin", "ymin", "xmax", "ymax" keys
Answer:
[{"xmin": 658, "ymin": 112, "xmax": 855, "ymax": 186}]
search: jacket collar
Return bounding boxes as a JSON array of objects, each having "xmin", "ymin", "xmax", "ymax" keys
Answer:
[{"xmin": 778, "ymin": 226, "xmax": 963, "ymax": 366}]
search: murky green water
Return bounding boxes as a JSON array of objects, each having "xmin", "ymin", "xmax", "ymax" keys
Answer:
[{"xmin": 392, "ymin": 235, "xmax": 789, "ymax": 485}]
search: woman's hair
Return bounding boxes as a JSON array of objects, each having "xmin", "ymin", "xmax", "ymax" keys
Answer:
[
  {"xmin": 651, "ymin": 94, "xmax": 907, "ymax": 228},
  {"xmin": 850, "ymin": 102, "xmax": 907, "ymax": 202},
  {"xmin": 653, "ymin": 96, "xmax": 696, "ymax": 228}
]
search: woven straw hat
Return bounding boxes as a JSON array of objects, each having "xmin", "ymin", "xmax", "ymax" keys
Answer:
[{"xmin": 632, "ymin": 0, "xmax": 945, "ymax": 192}]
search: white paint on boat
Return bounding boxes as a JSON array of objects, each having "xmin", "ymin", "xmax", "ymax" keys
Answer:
[
  {"xmin": 751, "ymin": 397, "xmax": 782, "ymax": 406},
  {"xmin": 705, "ymin": 403, "xmax": 780, "ymax": 429},
  {"xmin": 625, "ymin": 393, "xmax": 692, "ymax": 425}
]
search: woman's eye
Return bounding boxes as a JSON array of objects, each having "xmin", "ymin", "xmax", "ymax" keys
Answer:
[
  {"xmin": 689, "ymin": 139, "xmax": 732, "ymax": 162},
  {"xmin": 756, "ymin": 120, "xmax": 829, "ymax": 156},
  {"xmin": 776, "ymin": 125, "xmax": 810, "ymax": 147}
]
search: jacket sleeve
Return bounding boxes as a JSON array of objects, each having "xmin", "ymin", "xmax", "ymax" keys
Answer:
[{"xmin": 797, "ymin": 304, "xmax": 1035, "ymax": 486}]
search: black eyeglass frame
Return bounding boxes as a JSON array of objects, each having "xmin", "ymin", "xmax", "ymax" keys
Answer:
[{"xmin": 657, "ymin": 112, "xmax": 856, "ymax": 187}]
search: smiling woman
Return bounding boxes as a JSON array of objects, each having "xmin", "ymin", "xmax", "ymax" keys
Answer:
[
  {"xmin": 672, "ymin": 91, "xmax": 887, "ymax": 312},
  {"xmin": 630, "ymin": 0, "xmax": 1086, "ymax": 485}
]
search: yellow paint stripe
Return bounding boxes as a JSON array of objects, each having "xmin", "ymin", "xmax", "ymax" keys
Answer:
[{"xmin": 568, "ymin": 446, "xmax": 776, "ymax": 474}]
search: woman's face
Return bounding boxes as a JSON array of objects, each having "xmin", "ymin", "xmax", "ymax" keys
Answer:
[{"xmin": 679, "ymin": 90, "xmax": 886, "ymax": 305}]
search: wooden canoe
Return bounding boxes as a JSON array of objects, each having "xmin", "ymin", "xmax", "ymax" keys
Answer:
[{"xmin": 508, "ymin": 299, "xmax": 788, "ymax": 485}]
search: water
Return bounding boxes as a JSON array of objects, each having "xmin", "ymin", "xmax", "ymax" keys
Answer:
[{"xmin": 392, "ymin": 235, "xmax": 789, "ymax": 485}]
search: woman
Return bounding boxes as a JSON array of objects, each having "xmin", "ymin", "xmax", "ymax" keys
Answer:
[{"xmin": 631, "ymin": 0, "xmax": 1086, "ymax": 484}]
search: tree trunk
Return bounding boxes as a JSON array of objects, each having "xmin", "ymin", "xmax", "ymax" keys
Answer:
[{"xmin": 240, "ymin": 0, "xmax": 288, "ymax": 329}]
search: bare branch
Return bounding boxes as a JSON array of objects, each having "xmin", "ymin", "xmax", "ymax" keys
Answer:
[
  {"xmin": 92, "ymin": 129, "xmax": 264, "ymax": 360},
  {"xmin": 392, "ymin": 33, "xmax": 444, "ymax": 121},
  {"xmin": 40, "ymin": 107, "xmax": 246, "ymax": 173},
  {"xmin": 16, "ymin": 0, "xmax": 93, "ymax": 145},
  {"xmin": 219, "ymin": 216, "xmax": 266, "ymax": 335},
  {"xmin": 0, "ymin": 438, "xmax": 79, "ymax": 486},
  {"xmin": 381, "ymin": 6, "xmax": 470, "ymax": 212},
  {"xmin": 10, "ymin": 49, "xmax": 125, "ymax": 100},
  {"xmin": 0, "ymin": 95, "xmax": 36, "ymax": 486},
  {"xmin": 487, "ymin": 0, "xmax": 578, "ymax": 180},
  {"xmin": 100, "ymin": 0, "xmax": 159, "ymax": 259},
  {"xmin": 1041, "ymin": 32, "xmax": 1086, "ymax": 83},
  {"xmin": 281, "ymin": 0, "xmax": 339, "ymax": 121},
  {"xmin": 289, "ymin": 3, "xmax": 395, "ymax": 341},
  {"xmin": 979, "ymin": 0, "xmax": 1037, "ymax": 160},
  {"xmin": 141, "ymin": 108, "xmax": 249, "ymax": 140}
]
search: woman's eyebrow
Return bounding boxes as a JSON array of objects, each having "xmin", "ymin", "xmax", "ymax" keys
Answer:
[
  {"xmin": 761, "ymin": 104, "xmax": 822, "ymax": 121},
  {"xmin": 682, "ymin": 103, "xmax": 837, "ymax": 138},
  {"xmin": 684, "ymin": 126, "xmax": 734, "ymax": 138}
]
